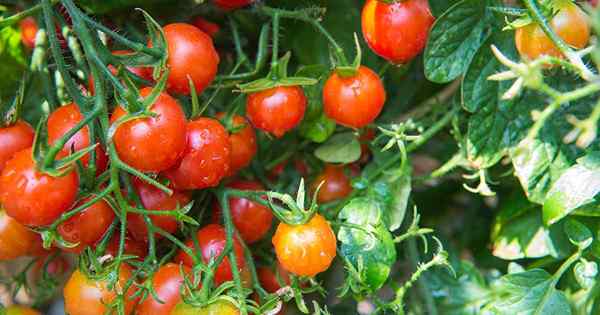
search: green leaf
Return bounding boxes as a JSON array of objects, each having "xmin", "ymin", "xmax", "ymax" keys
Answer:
[
  {"xmin": 369, "ymin": 160, "xmax": 412, "ymax": 232},
  {"xmin": 543, "ymin": 157, "xmax": 600, "ymax": 225},
  {"xmin": 428, "ymin": 0, "xmax": 462, "ymax": 17},
  {"xmin": 0, "ymin": 27, "xmax": 26, "ymax": 102},
  {"xmin": 424, "ymin": 0, "xmax": 491, "ymax": 83},
  {"xmin": 314, "ymin": 132, "xmax": 361, "ymax": 164},
  {"xmin": 564, "ymin": 219, "xmax": 593, "ymax": 249},
  {"xmin": 299, "ymin": 112, "xmax": 336, "ymax": 143},
  {"xmin": 338, "ymin": 197, "xmax": 396, "ymax": 293},
  {"xmin": 490, "ymin": 269, "xmax": 572, "ymax": 315}
]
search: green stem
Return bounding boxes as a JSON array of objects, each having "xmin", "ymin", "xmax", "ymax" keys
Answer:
[{"xmin": 0, "ymin": 0, "xmax": 60, "ymax": 28}]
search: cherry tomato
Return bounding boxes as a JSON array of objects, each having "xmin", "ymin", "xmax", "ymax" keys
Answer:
[
  {"xmin": 0, "ymin": 148, "xmax": 79, "ymax": 227},
  {"xmin": 272, "ymin": 214, "xmax": 337, "ymax": 277},
  {"xmin": 171, "ymin": 300, "xmax": 240, "ymax": 315},
  {"xmin": 111, "ymin": 87, "xmax": 187, "ymax": 172},
  {"xmin": 163, "ymin": 118, "xmax": 231, "ymax": 190},
  {"xmin": 47, "ymin": 103, "xmax": 108, "ymax": 174},
  {"xmin": 57, "ymin": 197, "xmax": 115, "ymax": 253},
  {"xmin": 19, "ymin": 17, "xmax": 38, "ymax": 49},
  {"xmin": 217, "ymin": 113, "xmax": 257, "ymax": 175},
  {"xmin": 175, "ymin": 224, "xmax": 245, "ymax": 285},
  {"xmin": 127, "ymin": 177, "xmax": 191, "ymax": 242},
  {"xmin": 311, "ymin": 164, "xmax": 353, "ymax": 204},
  {"xmin": 323, "ymin": 66, "xmax": 386, "ymax": 128},
  {"xmin": 246, "ymin": 86, "xmax": 307, "ymax": 138},
  {"xmin": 0, "ymin": 210, "xmax": 43, "ymax": 260},
  {"xmin": 161, "ymin": 23, "xmax": 219, "ymax": 95},
  {"xmin": 192, "ymin": 17, "xmax": 220, "ymax": 38},
  {"xmin": 5, "ymin": 306, "xmax": 41, "ymax": 315},
  {"xmin": 137, "ymin": 263, "xmax": 195, "ymax": 315},
  {"xmin": 515, "ymin": 2, "xmax": 590, "ymax": 61},
  {"xmin": 212, "ymin": 180, "xmax": 272, "ymax": 244},
  {"xmin": 213, "ymin": 0, "xmax": 253, "ymax": 10},
  {"xmin": 0, "ymin": 120, "xmax": 34, "ymax": 173},
  {"xmin": 33, "ymin": 251, "xmax": 70, "ymax": 278},
  {"xmin": 63, "ymin": 265, "xmax": 138, "ymax": 315},
  {"xmin": 105, "ymin": 232, "xmax": 148, "ymax": 260},
  {"xmin": 257, "ymin": 265, "xmax": 290, "ymax": 293},
  {"xmin": 362, "ymin": 0, "xmax": 434, "ymax": 64}
]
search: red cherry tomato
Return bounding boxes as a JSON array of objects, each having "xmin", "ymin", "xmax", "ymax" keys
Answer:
[
  {"xmin": 137, "ymin": 263, "xmax": 195, "ymax": 315},
  {"xmin": 213, "ymin": 0, "xmax": 253, "ymax": 10},
  {"xmin": 0, "ymin": 149, "xmax": 79, "ymax": 227},
  {"xmin": 171, "ymin": 300, "xmax": 240, "ymax": 315},
  {"xmin": 0, "ymin": 120, "xmax": 34, "ymax": 173},
  {"xmin": 362, "ymin": 0, "xmax": 434, "ymax": 64},
  {"xmin": 217, "ymin": 113, "xmax": 257, "ymax": 175},
  {"xmin": 57, "ymin": 197, "xmax": 114, "ymax": 253},
  {"xmin": 175, "ymin": 224, "xmax": 245, "ymax": 285},
  {"xmin": 161, "ymin": 23, "xmax": 219, "ymax": 95},
  {"xmin": 323, "ymin": 66, "xmax": 386, "ymax": 128},
  {"xmin": 272, "ymin": 214, "xmax": 337, "ymax": 277},
  {"xmin": 246, "ymin": 86, "xmax": 307, "ymax": 138},
  {"xmin": 4, "ymin": 306, "xmax": 41, "ymax": 315},
  {"xmin": 191, "ymin": 17, "xmax": 220, "ymax": 38},
  {"xmin": 47, "ymin": 103, "xmax": 108, "ymax": 174},
  {"xmin": 19, "ymin": 17, "xmax": 38, "ymax": 49},
  {"xmin": 212, "ymin": 180, "xmax": 272, "ymax": 244},
  {"xmin": 311, "ymin": 164, "xmax": 353, "ymax": 204},
  {"xmin": 257, "ymin": 265, "xmax": 290, "ymax": 293},
  {"xmin": 0, "ymin": 210, "xmax": 43, "ymax": 260},
  {"xmin": 105, "ymin": 232, "xmax": 148, "ymax": 260},
  {"xmin": 63, "ymin": 265, "xmax": 138, "ymax": 315},
  {"xmin": 127, "ymin": 177, "xmax": 191, "ymax": 242},
  {"xmin": 591, "ymin": 0, "xmax": 598, "ymax": 7},
  {"xmin": 163, "ymin": 118, "xmax": 231, "ymax": 190},
  {"xmin": 515, "ymin": 2, "xmax": 590, "ymax": 61},
  {"xmin": 111, "ymin": 87, "xmax": 187, "ymax": 172}
]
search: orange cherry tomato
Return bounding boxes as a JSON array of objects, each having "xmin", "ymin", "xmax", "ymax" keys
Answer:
[
  {"xmin": 19, "ymin": 17, "xmax": 38, "ymax": 49},
  {"xmin": 5, "ymin": 305, "xmax": 41, "ymax": 315},
  {"xmin": 311, "ymin": 164, "xmax": 353, "ymax": 204},
  {"xmin": 0, "ymin": 120, "xmax": 34, "ymax": 173},
  {"xmin": 246, "ymin": 86, "xmax": 307, "ymax": 138},
  {"xmin": 0, "ymin": 210, "xmax": 43, "ymax": 260}
]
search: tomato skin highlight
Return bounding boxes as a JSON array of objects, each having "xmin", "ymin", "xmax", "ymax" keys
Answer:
[
  {"xmin": 174, "ymin": 224, "xmax": 245, "ymax": 285},
  {"xmin": 0, "ymin": 149, "xmax": 79, "ymax": 227},
  {"xmin": 272, "ymin": 214, "xmax": 337, "ymax": 277},
  {"xmin": 212, "ymin": 180, "xmax": 272, "ymax": 244},
  {"xmin": 515, "ymin": 2, "xmax": 590, "ymax": 61},
  {"xmin": 0, "ymin": 210, "xmax": 43, "ymax": 260},
  {"xmin": 163, "ymin": 118, "xmax": 231, "ymax": 190},
  {"xmin": 57, "ymin": 197, "xmax": 114, "ymax": 253},
  {"xmin": 111, "ymin": 87, "xmax": 187, "ymax": 173},
  {"xmin": 213, "ymin": 0, "xmax": 253, "ymax": 10},
  {"xmin": 63, "ymin": 265, "xmax": 138, "ymax": 315},
  {"xmin": 137, "ymin": 263, "xmax": 194, "ymax": 315},
  {"xmin": 361, "ymin": 0, "xmax": 434, "ymax": 64},
  {"xmin": 323, "ymin": 66, "xmax": 386, "ymax": 128},
  {"xmin": 246, "ymin": 86, "xmax": 307, "ymax": 138},
  {"xmin": 127, "ymin": 177, "xmax": 191, "ymax": 242},
  {"xmin": 162, "ymin": 23, "xmax": 220, "ymax": 95},
  {"xmin": 311, "ymin": 164, "xmax": 353, "ymax": 203},
  {"xmin": 0, "ymin": 120, "xmax": 34, "ymax": 173},
  {"xmin": 216, "ymin": 113, "xmax": 257, "ymax": 175},
  {"xmin": 171, "ymin": 300, "xmax": 240, "ymax": 315},
  {"xmin": 19, "ymin": 17, "xmax": 38, "ymax": 49}
]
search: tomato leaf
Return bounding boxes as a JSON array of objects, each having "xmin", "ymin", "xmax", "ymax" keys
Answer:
[
  {"xmin": 563, "ymin": 218, "xmax": 593, "ymax": 250},
  {"xmin": 314, "ymin": 132, "xmax": 361, "ymax": 164},
  {"xmin": 368, "ymin": 160, "xmax": 412, "ymax": 232},
  {"xmin": 428, "ymin": 0, "xmax": 462, "ymax": 17},
  {"xmin": 0, "ymin": 27, "xmax": 26, "ymax": 102},
  {"xmin": 337, "ymin": 197, "xmax": 396, "ymax": 293},
  {"xmin": 424, "ymin": 0, "xmax": 492, "ymax": 83}
]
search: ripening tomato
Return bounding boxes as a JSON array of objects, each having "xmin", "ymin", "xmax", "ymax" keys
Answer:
[
  {"xmin": 0, "ymin": 210, "xmax": 43, "ymax": 260},
  {"xmin": 163, "ymin": 118, "xmax": 231, "ymax": 190},
  {"xmin": 246, "ymin": 86, "xmax": 307, "ymax": 137},
  {"xmin": 0, "ymin": 120, "xmax": 34, "ymax": 173},
  {"xmin": 323, "ymin": 66, "xmax": 386, "ymax": 128},
  {"xmin": 213, "ymin": 0, "xmax": 253, "ymax": 10},
  {"xmin": 272, "ymin": 214, "xmax": 337, "ymax": 277},
  {"xmin": 137, "ymin": 263, "xmax": 195, "ymax": 315},
  {"xmin": 47, "ymin": 103, "xmax": 108, "ymax": 174},
  {"xmin": 217, "ymin": 113, "xmax": 257, "ymax": 175},
  {"xmin": 171, "ymin": 300, "xmax": 240, "ymax": 315},
  {"xmin": 191, "ymin": 17, "xmax": 220, "ymax": 38},
  {"xmin": 64, "ymin": 265, "xmax": 138, "ymax": 315},
  {"xmin": 57, "ymin": 197, "xmax": 115, "ymax": 253},
  {"xmin": 161, "ymin": 23, "xmax": 219, "ymax": 95},
  {"xmin": 257, "ymin": 265, "xmax": 290, "ymax": 293},
  {"xmin": 111, "ymin": 87, "xmax": 187, "ymax": 172},
  {"xmin": 127, "ymin": 177, "xmax": 191, "ymax": 242},
  {"xmin": 311, "ymin": 164, "xmax": 353, "ymax": 203},
  {"xmin": 0, "ymin": 149, "xmax": 79, "ymax": 227},
  {"xmin": 515, "ymin": 2, "xmax": 590, "ymax": 61},
  {"xmin": 362, "ymin": 0, "xmax": 434, "ymax": 64},
  {"xmin": 175, "ymin": 224, "xmax": 245, "ymax": 285},
  {"xmin": 19, "ymin": 17, "xmax": 38, "ymax": 49},
  {"xmin": 105, "ymin": 232, "xmax": 148, "ymax": 260},
  {"xmin": 212, "ymin": 180, "xmax": 272, "ymax": 244},
  {"xmin": 4, "ymin": 305, "xmax": 41, "ymax": 315}
]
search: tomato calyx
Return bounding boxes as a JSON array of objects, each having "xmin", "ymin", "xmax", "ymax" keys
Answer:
[
  {"xmin": 266, "ymin": 178, "xmax": 322, "ymax": 226},
  {"xmin": 333, "ymin": 33, "xmax": 363, "ymax": 78}
]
